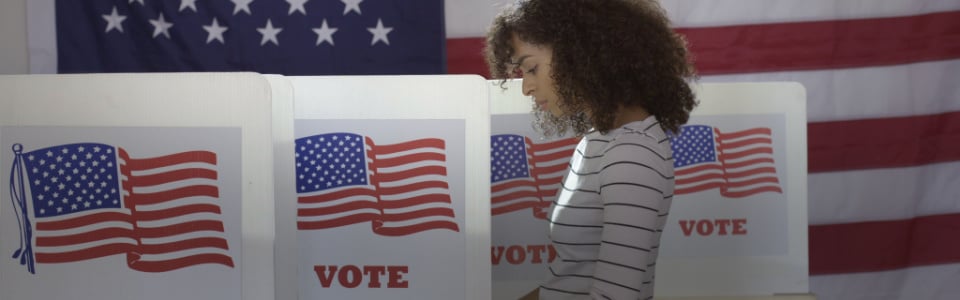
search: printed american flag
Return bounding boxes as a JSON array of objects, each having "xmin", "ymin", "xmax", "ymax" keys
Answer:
[
  {"xmin": 11, "ymin": 143, "xmax": 233, "ymax": 273},
  {"xmin": 54, "ymin": 0, "xmax": 445, "ymax": 74},
  {"xmin": 295, "ymin": 133, "xmax": 460, "ymax": 236},
  {"xmin": 490, "ymin": 134, "xmax": 577, "ymax": 219},
  {"xmin": 671, "ymin": 125, "xmax": 783, "ymax": 198}
]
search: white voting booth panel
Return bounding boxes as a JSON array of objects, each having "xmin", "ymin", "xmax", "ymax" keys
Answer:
[
  {"xmin": 0, "ymin": 73, "xmax": 276, "ymax": 300},
  {"xmin": 489, "ymin": 80, "xmax": 809, "ymax": 299},
  {"xmin": 274, "ymin": 75, "xmax": 491, "ymax": 300}
]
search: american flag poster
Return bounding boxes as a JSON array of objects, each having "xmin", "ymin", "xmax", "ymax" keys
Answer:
[
  {"xmin": 489, "ymin": 114, "xmax": 576, "ymax": 281},
  {"xmin": 294, "ymin": 119, "xmax": 465, "ymax": 299},
  {"xmin": 0, "ymin": 126, "xmax": 242, "ymax": 300},
  {"xmin": 660, "ymin": 114, "xmax": 789, "ymax": 258}
]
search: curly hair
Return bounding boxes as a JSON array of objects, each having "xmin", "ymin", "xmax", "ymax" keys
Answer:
[{"xmin": 485, "ymin": 0, "xmax": 697, "ymax": 135}]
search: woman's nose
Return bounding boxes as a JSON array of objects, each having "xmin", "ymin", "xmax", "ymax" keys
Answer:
[{"xmin": 521, "ymin": 79, "xmax": 534, "ymax": 96}]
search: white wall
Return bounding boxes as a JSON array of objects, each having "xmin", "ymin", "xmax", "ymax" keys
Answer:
[{"xmin": 0, "ymin": 0, "xmax": 28, "ymax": 74}]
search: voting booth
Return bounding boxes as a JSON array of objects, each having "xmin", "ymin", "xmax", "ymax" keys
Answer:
[
  {"xmin": 489, "ymin": 79, "xmax": 810, "ymax": 299},
  {"xmin": 273, "ymin": 75, "xmax": 492, "ymax": 300},
  {"xmin": 1, "ymin": 73, "xmax": 808, "ymax": 299},
  {"xmin": 0, "ymin": 73, "xmax": 276, "ymax": 300}
]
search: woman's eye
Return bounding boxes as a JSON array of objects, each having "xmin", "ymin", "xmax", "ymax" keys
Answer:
[{"xmin": 526, "ymin": 66, "xmax": 538, "ymax": 75}]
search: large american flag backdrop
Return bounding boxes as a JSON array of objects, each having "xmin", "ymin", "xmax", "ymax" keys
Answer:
[
  {"xmin": 25, "ymin": 0, "xmax": 960, "ymax": 298},
  {"xmin": 446, "ymin": 1, "xmax": 960, "ymax": 299},
  {"xmin": 294, "ymin": 133, "xmax": 460, "ymax": 236},
  {"xmin": 8, "ymin": 142, "xmax": 234, "ymax": 274}
]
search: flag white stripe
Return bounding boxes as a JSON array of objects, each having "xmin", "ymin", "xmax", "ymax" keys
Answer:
[
  {"xmin": 36, "ymin": 237, "xmax": 137, "ymax": 254},
  {"xmin": 809, "ymin": 262, "xmax": 960, "ymax": 299},
  {"xmin": 443, "ymin": 0, "xmax": 960, "ymax": 37},
  {"xmin": 808, "ymin": 160, "xmax": 960, "ymax": 225},
  {"xmin": 699, "ymin": 59, "xmax": 960, "ymax": 122}
]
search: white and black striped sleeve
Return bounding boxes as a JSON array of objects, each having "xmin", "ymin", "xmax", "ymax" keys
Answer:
[{"xmin": 589, "ymin": 140, "xmax": 671, "ymax": 299}]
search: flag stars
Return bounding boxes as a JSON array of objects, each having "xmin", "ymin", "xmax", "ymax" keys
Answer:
[
  {"xmin": 257, "ymin": 19, "xmax": 283, "ymax": 46},
  {"xmin": 367, "ymin": 19, "xmax": 393, "ymax": 46},
  {"xmin": 313, "ymin": 19, "xmax": 338, "ymax": 46},
  {"xmin": 180, "ymin": 0, "xmax": 198, "ymax": 12},
  {"xmin": 231, "ymin": 0, "xmax": 254, "ymax": 15},
  {"xmin": 341, "ymin": 0, "xmax": 363, "ymax": 15},
  {"xmin": 203, "ymin": 18, "xmax": 229, "ymax": 44},
  {"xmin": 149, "ymin": 13, "xmax": 174, "ymax": 39},
  {"xmin": 286, "ymin": 0, "xmax": 309, "ymax": 15}
]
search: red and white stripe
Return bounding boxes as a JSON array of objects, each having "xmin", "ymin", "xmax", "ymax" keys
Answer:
[{"xmin": 444, "ymin": 0, "xmax": 960, "ymax": 298}]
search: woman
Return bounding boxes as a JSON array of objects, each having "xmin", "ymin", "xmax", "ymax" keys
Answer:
[{"xmin": 485, "ymin": 0, "xmax": 697, "ymax": 299}]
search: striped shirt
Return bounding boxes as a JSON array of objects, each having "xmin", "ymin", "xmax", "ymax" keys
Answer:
[{"xmin": 540, "ymin": 116, "xmax": 674, "ymax": 300}]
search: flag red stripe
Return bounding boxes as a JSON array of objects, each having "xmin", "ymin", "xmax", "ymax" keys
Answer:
[
  {"xmin": 809, "ymin": 110, "xmax": 960, "ymax": 173},
  {"xmin": 374, "ymin": 152, "xmax": 445, "ymax": 168},
  {"xmin": 492, "ymin": 200, "xmax": 541, "ymax": 216},
  {"xmin": 491, "ymin": 179, "xmax": 537, "ymax": 193},
  {"xmin": 377, "ymin": 180, "xmax": 449, "ymax": 195},
  {"xmin": 138, "ymin": 237, "xmax": 229, "ymax": 255},
  {"xmin": 809, "ymin": 213, "xmax": 960, "ymax": 275},
  {"xmin": 121, "ymin": 150, "xmax": 217, "ymax": 170},
  {"xmin": 719, "ymin": 137, "xmax": 773, "ymax": 150},
  {"xmin": 678, "ymin": 11, "xmax": 960, "ymax": 75},
  {"xmin": 675, "ymin": 182, "xmax": 726, "ymax": 195},
  {"xmin": 36, "ymin": 227, "xmax": 136, "ymax": 247},
  {"xmin": 446, "ymin": 37, "xmax": 488, "ymax": 76},
  {"xmin": 381, "ymin": 208, "xmax": 456, "ymax": 221},
  {"xmin": 721, "ymin": 186, "xmax": 784, "ymax": 198},
  {"xmin": 537, "ymin": 174, "xmax": 563, "ymax": 183},
  {"xmin": 137, "ymin": 220, "xmax": 224, "ymax": 238},
  {"xmin": 374, "ymin": 220, "xmax": 461, "ymax": 236},
  {"xmin": 36, "ymin": 211, "xmax": 133, "ymax": 230},
  {"xmin": 297, "ymin": 213, "xmax": 380, "ymax": 230},
  {"xmin": 527, "ymin": 137, "xmax": 579, "ymax": 152},
  {"xmin": 448, "ymin": 12, "xmax": 960, "ymax": 77},
  {"xmin": 368, "ymin": 138, "xmax": 445, "ymax": 154},
  {"xmin": 129, "ymin": 168, "xmax": 217, "ymax": 186},
  {"xmin": 36, "ymin": 243, "xmax": 136, "ymax": 263},
  {"xmin": 715, "ymin": 128, "xmax": 773, "ymax": 140},
  {"xmin": 722, "ymin": 157, "xmax": 775, "ymax": 169},
  {"xmin": 530, "ymin": 163, "xmax": 568, "ymax": 177},
  {"xmin": 723, "ymin": 176, "xmax": 781, "ymax": 189},
  {"xmin": 718, "ymin": 147, "xmax": 773, "ymax": 161},
  {"xmin": 381, "ymin": 194, "xmax": 452, "ymax": 208},
  {"xmin": 492, "ymin": 191, "xmax": 539, "ymax": 204},
  {"xmin": 128, "ymin": 253, "xmax": 235, "ymax": 272},
  {"xmin": 374, "ymin": 165, "xmax": 447, "ymax": 182},
  {"xmin": 723, "ymin": 167, "xmax": 778, "ymax": 180},
  {"xmin": 675, "ymin": 172, "xmax": 724, "ymax": 185},
  {"xmin": 529, "ymin": 149, "xmax": 573, "ymax": 163},
  {"xmin": 298, "ymin": 188, "xmax": 377, "ymax": 204},
  {"xmin": 136, "ymin": 204, "xmax": 222, "ymax": 221},
  {"xmin": 298, "ymin": 200, "xmax": 379, "ymax": 217},
  {"xmin": 130, "ymin": 185, "xmax": 219, "ymax": 205}
]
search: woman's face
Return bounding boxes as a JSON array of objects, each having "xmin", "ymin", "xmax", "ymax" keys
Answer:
[{"xmin": 510, "ymin": 34, "xmax": 564, "ymax": 117}]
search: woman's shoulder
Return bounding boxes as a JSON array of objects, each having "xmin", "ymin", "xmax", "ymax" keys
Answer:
[
  {"xmin": 601, "ymin": 130, "xmax": 671, "ymax": 163},
  {"xmin": 601, "ymin": 118, "xmax": 672, "ymax": 160}
]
